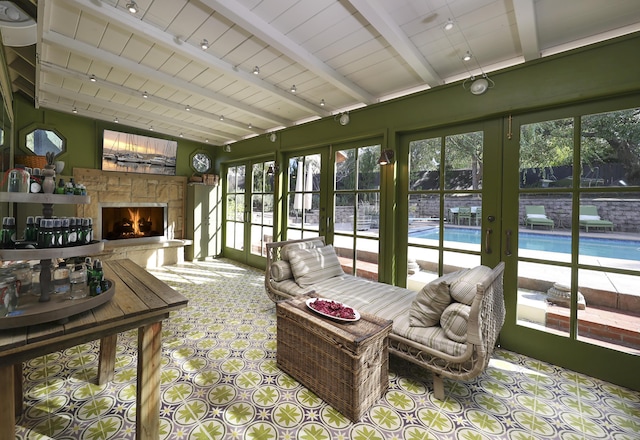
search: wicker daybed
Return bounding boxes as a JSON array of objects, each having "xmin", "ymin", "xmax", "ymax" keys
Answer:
[{"xmin": 265, "ymin": 237, "xmax": 506, "ymax": 400}]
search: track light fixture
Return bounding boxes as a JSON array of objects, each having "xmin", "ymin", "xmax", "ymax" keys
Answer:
[
  {"xmin": 253, "ymin": 66, "xmax": 260, "ymax": 75},
  {"xmin": 185, "ymin": 105, "xmax": 191, "ymax": 111},
  {"xmin": 219, "ymin": 115, "xmax": 224, "ymax": 121},
  {"xmin": 444, "ymin": 19, "xmax": 454, "ymax": 31},
  {"xmin": 268, "ymin": 132, "xmax": 277, "ymax": 143},
  {"xmin": 90, "ymin": 74, "xmax": 96, "ymax": 82},
  {"xmin": 462, "ymin": 51, "xmax": 472, "ymax": 62},
  {"xmin": 126, "ymin": 1, "xmax": 138, "ymax": 14},
  {"xmin": 378, "ymin": 149, "xmax": 394, "ymax": 165},
  {"xmin": 290, "ymin": 85, "xmax": 296, "ymax": 93},
  {"xmin": 114, "ymin": 117, "xmax": 119, "ymax": 123},
  {"xmin": 179, "ymin": 133, "xmax": 183, "ymax": 137},
  {"xmin": 72, "ymin": 107, "xmax": 78, "ymax": 114},
  {"xmin": 142, "ymin": 91, "xmax": 148, "ymax": 98},
  {"xmin": 335, "ymin": 112, "xmax": 350, "ymax": 126},
  {"xmin": 200, "ymin": 39, "xmax": 209, "ymax": 50},
  {"xmin": 320, "ymin": 99, "xmax": 325, "ymax": 107}
]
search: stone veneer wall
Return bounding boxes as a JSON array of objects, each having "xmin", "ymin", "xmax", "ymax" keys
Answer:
[{"xmin": 72, "ymin": 168, "xmax": 187, "ymax": 241}]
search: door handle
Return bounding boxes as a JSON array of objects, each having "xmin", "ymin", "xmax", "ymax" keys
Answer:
[
  {"xmin": 505, "ymin": 229, "xmax": 512, "ymax": 256},
  {"xmin": 485, "ymin": 228, "xmax": 492, "ymax": 254}
]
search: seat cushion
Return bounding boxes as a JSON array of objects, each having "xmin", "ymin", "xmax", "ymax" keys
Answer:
[
  {"xmin": 450, "ymin": 265, "xmax": 492, "ymax": 305},
  {"xmin": 288, "ymin": 245, "xmax": 344, "ymax": 287},
  {"xmin": 440, "ymin": 303, "xmax": 471, "ymax": 343}
]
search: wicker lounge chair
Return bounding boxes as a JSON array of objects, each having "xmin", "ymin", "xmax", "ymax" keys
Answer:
[
  {"xmin": 579, "ymin": 205, "xmax": 614, "ymax": 232},
  {"xmin": 525, "ymin": 205, "xmax": 555, "ymax": 230},
  {"xmin": 265, "ymin": 237, "xmax": 506, "ymax": 400}
]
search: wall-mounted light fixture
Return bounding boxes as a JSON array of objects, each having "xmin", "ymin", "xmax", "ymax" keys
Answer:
[
  {"xmin": 223, "ymin": 145, "xmax": 231, "ymax": 152},
  {"xmin": 268, "ymin": 132, "xmax": 277, "ymax": 142},
  {"xmin": 335, "ymin": 112, "xmax": 349, "ymax": 126},
  {"xmin": 378, "ymin": 149, "xmax": 394, "ymax": 165},
  {"xmin": 267, "ymin": 163, "xmax": 280, "ymax": 176}
]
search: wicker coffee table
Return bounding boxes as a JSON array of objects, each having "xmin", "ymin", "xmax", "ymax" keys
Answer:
[{"xmin": 276, "ymin": 295, "xmax": 393, "ymax": 422}]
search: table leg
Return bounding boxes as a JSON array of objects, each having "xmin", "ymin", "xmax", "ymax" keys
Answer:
[
  {"xmin": 136, "ymin": 321, "xmax": 162, "ymax": 440},
  {"xmin": 0, "ymin": 364, "xmax": 15, "ymax": 437},
  {"xmin": 98, "ymin": 334, "xmax": 118, "ymax": 385},
  {"xmin": 14, "ymin": 363, "xmax": 23, "ymax": 416}
]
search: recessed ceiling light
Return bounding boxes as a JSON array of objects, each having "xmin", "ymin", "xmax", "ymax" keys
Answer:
[
  {"xmin": 200, "ymin": 39, "xmax": 209, "ymax": 50},
  {"xmin": 463, "ymin": 51, "xmax": 472, "ymax": 61},
  {"xmin": 126, "ymin": 1, "xmax": 138, "ymax": 14},
  {"xmin": 444, "ymin": 19, "xmax": 454, "ymax": 31}
]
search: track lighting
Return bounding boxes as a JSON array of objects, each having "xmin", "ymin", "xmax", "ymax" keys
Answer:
[
  {"xmin": 444, "ymin": 19, "xmax": 454, "ymax": 31},
  {"xmin": 185, "ymin": 105, "xmax": 191, "ymax": 111},
  {"xmin": 462, "ymin": 51, "xmax": 472, "ymax": 62},
  {"xmin": 253, "ymin": 66, "xmax": 260, "ymax": 75},
  {"xmin": 200, "ymin": 39, "xmax": 209, "ymax": 50},
  {"xmin": 114, "ymin": 117, "xmax": 119, "ymax": 123},
  {"xmin": 142, "ymin": 91, "xmax": 148, "ymax": 98},
  {"xmin": 149, "ymin": 126, "xmax": 154, "ymax": 131},
  {"xmin": 179, "ymin": 133, "xmax": 183, "ymax": 137},
  {"xmin": 248, "ymin": 123, "xmax": 252, "ymax": 129},
  {"xmin": 90, "ymin": 74, "xmax": 96, "ymax": 82},
  {"xmin": 290, "ymin": 85, "xmax": 296, "ymax": 93},
  {"xmin": 72, "ymin": 107, "xmax": 77, "ymax": 114},
  {"xmin": 219, "ymin": 115, "xmax": 224, "ymax": 121},
  {"xmin": 335, "ymin": 112, "xmax": 349, "ymax": 126},
  {"xmin": 126, "ymin": 1, "xmax": 138, "ymax": 14},
  {"xmin": 378, "ymin": 149, "xmax": 394, "ymax": 165},
  {"xmin": 320, "ymin": 99, "xmax": 325, "ymax": 107}
]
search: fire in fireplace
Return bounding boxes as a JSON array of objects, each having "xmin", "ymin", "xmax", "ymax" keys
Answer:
[{"xmin": 101, "ymin": 204, "xmax": 166, "ymax": 241}]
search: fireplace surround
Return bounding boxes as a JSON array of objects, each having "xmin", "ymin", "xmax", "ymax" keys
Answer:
[{"xmin": 100, "ymin": 202, "xmax": 168, "ymax": 243}]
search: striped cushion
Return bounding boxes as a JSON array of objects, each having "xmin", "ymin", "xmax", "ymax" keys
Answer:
[
  {"xmin": 450, "ymin": 265, "xmax": 492, "ymax": 305},
  {"xmin": 288, "ymin": 245, "xmax": 344, "ymax": 287},
  {"xmin": 440, "ymin": 303, "xmax": 471, "ymax": 343},
  {"xmin": 271, "ymin": 260, "xmax": 293, "ymax": 281},
  {"xmin": 280, "ymin": 239, "xmax": 324, "ymax": 261},
  {"xmin": 409, "ymin": 280, "xmax": 451, "ymax": 327}
]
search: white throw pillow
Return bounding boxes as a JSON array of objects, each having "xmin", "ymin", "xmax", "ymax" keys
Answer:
[
  {"xmin": 450, "ymin": 265, "xmax": 493, "ymax": 305},
  {"xmin": 440, "ymin": 303, "xmax": 471, "ymax": 343},
  {"xmin": 280, "ymin": 239, "xmax": 325, "ymax": 261},
  {"xmin": 271, "ymin": 260, "xmax": 293, "ymax": 282},
  {"xmin": 288, "ymin": 245, "xmax": 344, "ymax": 287},
  {"xmin": 579, "ymin": 215, "xmax": 601, "ymax": 221},
  {"xmin": 409, "ymin": 271, "xmax": 463, "ymax": 328}
]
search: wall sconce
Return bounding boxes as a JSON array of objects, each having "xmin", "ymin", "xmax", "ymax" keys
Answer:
[
  {"xmin": 378, "ymin": 149, "xmax": 394, "ymax": 165},
  {"xmin": 223, "ymin": 145, "xmax": 231, "ymax": 153},
  {"xmin": 267, "ymin": 163, "xmax": 279, "ymax": 175},
  {"xmin": 462, "ymin": 74, "xmax": 495, "ymax": 95},
  {"xmin": 267, "ymin": 132, "xmax": 277, "ymax": 142}
]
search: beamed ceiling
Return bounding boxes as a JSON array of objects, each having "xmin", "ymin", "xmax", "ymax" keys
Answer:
[{"xmin": 3, "ymin": 0, "xmax": 640, "ymax": 146}]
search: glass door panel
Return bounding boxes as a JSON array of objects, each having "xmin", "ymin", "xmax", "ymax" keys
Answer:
[
  {"xmin": 249, "ymin": 161, "xmax": 274, "ymax": 258},
  {"xmin": 333, "ymin": 144, "xmax": 381, "ymax": 280},
  {"xmin": 286, "ymin": 154, "xmax": 321, "ymax": 240},
  {"xmin": 225, "ymin": 164, "xmax": 245, "ymax": 251}
]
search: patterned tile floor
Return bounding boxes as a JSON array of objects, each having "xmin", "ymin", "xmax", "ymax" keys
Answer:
[{"xmin": 14, "ymin": 259, "xmax": 640, "ymax": 439}]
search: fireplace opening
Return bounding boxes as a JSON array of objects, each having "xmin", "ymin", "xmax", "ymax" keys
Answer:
[{"xmin": 101, "ymin": 206, "xmax": 165, "ymax": 241}]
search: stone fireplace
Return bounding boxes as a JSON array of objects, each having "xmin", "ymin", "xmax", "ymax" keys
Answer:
[
  {"xmin": 100, "ymin": 202, "xmax": 167, "ymax": 242},
  {"xmin": 72, "ymin": 168, "xmax": 188, "ymax": 267}
]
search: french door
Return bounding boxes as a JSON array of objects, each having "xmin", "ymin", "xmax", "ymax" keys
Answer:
[
  {"xmin": 500, "ymin": 98, "xmax": 640, "ymax": 390},
  {"xmin": 224, "ymin": 159, "xmax": 275, "ymax": 266}
]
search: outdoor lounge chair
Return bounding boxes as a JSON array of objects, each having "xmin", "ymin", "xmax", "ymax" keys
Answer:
[
  {"xmin": 579, "ymin": 205, "xmax": 614, "ymax": 232},
  {"xmin": 457, "ymin": 207, "xmax": 472, "ymax": 225},
  {"xmin": 525, "ymin": 205, "xmax": 555, "ymax": 230}
]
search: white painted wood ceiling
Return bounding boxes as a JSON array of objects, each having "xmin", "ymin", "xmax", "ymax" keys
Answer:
[{"xmin": 32, "ymin": 0, "xmax": 640, "ymax": 146}]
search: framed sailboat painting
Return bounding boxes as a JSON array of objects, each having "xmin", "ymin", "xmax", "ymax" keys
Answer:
[{"xmin": 102, "ymin": 129, "xmax": 177, "ymax": 175}]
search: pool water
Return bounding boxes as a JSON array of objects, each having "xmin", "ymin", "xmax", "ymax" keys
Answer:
[{"xmin": 409, "ymin": 227, "xmax": 640, "ymax": 261}]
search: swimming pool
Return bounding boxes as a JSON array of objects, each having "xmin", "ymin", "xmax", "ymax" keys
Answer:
[{"xmin": 409, "ymin": 227, "xmax": 640, "ymax": 261}]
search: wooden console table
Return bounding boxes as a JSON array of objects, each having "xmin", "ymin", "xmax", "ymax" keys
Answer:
[{"xmin": 0, "ymin": 259, "xmax": 188, "ymax": 439}]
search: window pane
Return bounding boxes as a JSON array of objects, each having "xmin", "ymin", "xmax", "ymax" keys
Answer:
[
  {"xmin": 335, "ymin": 193, "xmax": 355, "ymax": 233},
  {"xmin": 519, "ymin": 194, "xmax": 572, "ymax": 263},
  {"xmin": 581, "ymin": 107, "xmax": 640, "ymax": 188},
  {"xmin": 357, "ymin": 145, "xmax": 380, "ymax": 190},
  {"xmin": 409, "ymin": 137, "xmax": 440, "ymax": 190},
  {"xmin": 519, "ymin": 118, "xmax": 573, "ymax": 189},
  {"xmin": 444, "ymin": 131, "xmax": 483, "ymax": 190},
  {"xmin": 335, "ymin": 149, "xmax": 355, "ymax": 191}
]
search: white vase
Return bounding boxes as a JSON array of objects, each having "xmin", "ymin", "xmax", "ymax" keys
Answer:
[{"xmin": 55, "ymin": 161, "xmax": 65, "ymax": 175}]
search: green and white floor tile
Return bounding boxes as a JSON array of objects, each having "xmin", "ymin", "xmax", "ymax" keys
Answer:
[{"xmin": 15, "ymin": 259, "xmax": 640, "ymax": 439}]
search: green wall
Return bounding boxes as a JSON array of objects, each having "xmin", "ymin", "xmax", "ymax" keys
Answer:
[{"xmin": 13, "ymin": 95, "xmax": 215, "ymax": 178}]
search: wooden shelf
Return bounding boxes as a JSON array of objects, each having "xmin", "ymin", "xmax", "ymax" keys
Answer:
[
  {"xmin": 0, "ymin": 241, "xmax": 104, "ymax": 261},
  {"xmin": 0, "ymin": 279, "xmax": 115, "ymax": 329},
  {"xmin": 0, "ymin": 192, "xmax": 90, "ymax": 205}
]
